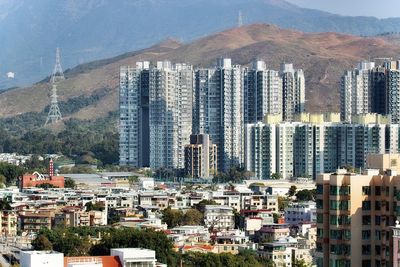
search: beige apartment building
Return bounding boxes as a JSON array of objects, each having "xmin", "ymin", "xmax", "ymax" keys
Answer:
[
  {"xmin": 0, "ymin": 211, "xmax": 17, "ymax": 236},
  {"xmin": 316, "ymin": 154, "xmax": 400, "ymax": 267}
]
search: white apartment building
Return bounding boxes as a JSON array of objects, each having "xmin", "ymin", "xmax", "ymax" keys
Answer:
[
  {"xmin": 280, "ymin": 63, "xmax": 305, "ymax": 122},
  {"xmin": 119, "ymin": 62, "xmax": 150, "ymax": 167},
  {"xmin": 119, "ymin": 61, "xmax": 193, "ymax": 169},
  {"xmin": 204, "ymin": 205, "xmax": 234, "ymax": 230},
  {"xmin": 245, "ymin": 113, "xmax": 399, "ymax": 180},
  {"xmin": 193, "ymin": 58, "xmax": 244, "ymax": 172},
  {"xmin": 340, "ymin": 61, "xmax": 375, "ymax": 122},
  {"xmin": 284, "ymin": 201, "xmax": 316, "ymax": 224},
  {"xmin": 149, "ymin": 61, "xmax": 193, "ymax": 169},
  {"xmin": 244, "ymin": 60, "xmax": 282, "ymax": 123}
]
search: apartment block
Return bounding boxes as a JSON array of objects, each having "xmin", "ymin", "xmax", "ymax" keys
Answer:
[
  {"xmin": 149, "ymin": 61, "xmax": 193, "ymax": 169},
  {"xmin": 244, "ymin": 60, "xmax": 282, "ymax": 123},
  {"xmin": 204, "ymin": 205, "xmax": 234, "ymax": 230},
  {"xmin": 315, "ymin": 158, "xmax": 400, "ymax": 267},
  {"xmin": 280, "ymin": 63, "xmax": 305, "ymax": 122},
  {"xmin": 0, "ymin": 211, "xmax": 17, "ymax": 236},
  {"xmin": 340, "ymin": 61, "xmax": 375, "ymax": 122},
  {"xmin": 245, "ymin": 113, "xmax": 399, "ymax": 180},
  {"xmin": 119, "ymin": 61, "xmax": 193, "ymax": 169},
  {"xmin": 193, "ymin": 58, "xmax": 244, "ymax": 172},
  {"xmin": 184, "ymin": 134, "xmax": 218, "ymax": 179},
  {"xmin": 19, "ymin": 210, "xmax": 55, "ymax": 234},
  {"xmin": 119, "ymin": 62, "xmax": 150, "ymax": 167}
]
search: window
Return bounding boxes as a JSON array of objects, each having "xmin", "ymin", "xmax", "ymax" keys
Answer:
[
  {"xmin": 362, "ymin": 186, "xmax": 371, "ymax": 196},
  {"xmin": 375, "ymin": 245, "xmax": 381, "ymax": 255},
  {"xmin": 362, "ymin": 201, "xmax": 371, "ymax": 210},
  {"xmin": 316, "ymin": 184, "xmax": 323, "ymax": 194},
  {"xmin": 362, "ymin": 216, "xmax": 371, "ymax": 225},
  {"xmin": 362, "ymin": 230, "xmax": 371, "ymax": 240},
  {"xmin": 375, "ymin": 216, "xmax": 381, "ymax": 225},
  {"xmin": 362, "ymin": 245, "xmax": 371, "ymax": 255},
  {"xmin": 375, "ymin": 201, "xmax": 381, "ymax": 211},
  {"xmin": 375, "ymin": 186, "xmax": 381, "ymax": 196}
]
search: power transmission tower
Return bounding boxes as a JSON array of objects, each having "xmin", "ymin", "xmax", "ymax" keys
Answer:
[
  {"xmin": 238, "ymin": 10, "xmax": 243, "ymax": 27},
  {"xmin": 45, "ymin": 48, "xmax": 64, "ymax": 126}
]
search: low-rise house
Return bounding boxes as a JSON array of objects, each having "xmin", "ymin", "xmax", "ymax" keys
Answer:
[
  {"xmin": 0, "ymin": 211, "xmax": 17, "ymax": 236},
  {"xmin": 19, "ymin": 210, "xmax": 55, "ymax": 234},
  {"xmin": 204, "ymin": 205, "xmax": 234, "ymax": 230},
  {"xmin": 284, "ymin": 201, "xmax": 316, "ymax": 224}
]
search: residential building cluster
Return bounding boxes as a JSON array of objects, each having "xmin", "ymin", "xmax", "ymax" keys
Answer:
[
  {"xmin": 245, "ymin": 112, "xmax": 400, "ymax": 179},
  {"xmin": 119, "ymin": 59, "xmax": 305, "ymax": 176},
  {"xmin": 20, "ymin": 248, "xmax": 165, "ymax": 267},
  {"xmin": 0, "ymin": 167, "xmax": 318, "ymax": 266}
]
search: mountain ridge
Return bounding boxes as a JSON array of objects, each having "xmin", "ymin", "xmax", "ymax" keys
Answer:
[
  {"xmin": 2, "ymin": 23, "xmax": 400, "ymax": 128},
  {"xmin": 3, "ymin": 0, "xmax": 400, "ymax": 89}
]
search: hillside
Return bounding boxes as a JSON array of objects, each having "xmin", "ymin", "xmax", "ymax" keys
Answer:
[
  {"xmin": 2, "ymin": 23, "xmax": 400, "ymax": 124},
  {"xmin": 2, "ymin": 0, "xmax": 400, "ymax": 89}
]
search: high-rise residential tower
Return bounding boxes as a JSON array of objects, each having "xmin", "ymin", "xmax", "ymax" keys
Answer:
[
  {"xmin": 316, "ymin": 154, "xmax": 400, "ymax": 267},
  {"xmin": 340, "ymin": 61, "xmax": 375, "ymax": 122},
  {"xmin": 244, "ymin": 60, "xmax": 282, "ymax": 124},
  {"xmin": 280, "ymin": 63, "xmax": 305, "ymax": 121},
  {"xmin": 119, "ymin": 62, "xmax": 150, "ymax": 167},
  {"xmin": 193, "ymin": 58, "xmax": 244, "ymax": 172},
  {"xmin": 119, "ymin": 61, "xmax": 193, "ymax": 169},
  {"xmin": 149, "ymin": 61, "xmax": 193, "ymax": 169}
]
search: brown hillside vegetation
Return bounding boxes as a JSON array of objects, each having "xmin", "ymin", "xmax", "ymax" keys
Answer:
[{"xmin": 1, "ymin": 23, "xmax": 400, "ymax": 120}]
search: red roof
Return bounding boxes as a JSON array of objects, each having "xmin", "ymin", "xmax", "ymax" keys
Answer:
[{"xmin": 64, "ymin": 256, "xmax": 122, "ymax": 267}]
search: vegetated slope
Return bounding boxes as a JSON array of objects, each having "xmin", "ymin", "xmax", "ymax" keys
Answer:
[
  {"xmin": 3, "ymin": 0, "xmax": 400, "ymax": 89},
  {"xmin": 1, "ymin": 23, "xmax": 400, "ymax": 126}
]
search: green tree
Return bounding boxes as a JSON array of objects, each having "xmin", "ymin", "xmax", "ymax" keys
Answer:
[
  {"xmin": 287, "ymin": 185, "xmax": 297, "ymax": 197},
  {"xmin": 161, "ymin": 207, "xmax": 184, "ymax": 228},
  {"xmin": 0, "ymin": 162, "xmax": 24, "ymax": 186},
  {"xmin": 295, "ymin": 189, "xmax": 316, "ymax": 201},
  {"xmin": 183, "ymin": 209, "xmax": 203, "ymax": 225},
  {"xmin": 85, "ymin": 202, "xmax": 104, "ymax": 212},
  {"xmin": 64, "ymin": 177, "xmax": 76, "ymax": 189},
  {"xmin": 127, "ymin": 175, "xmax": 139, "ymax": 188},
  {"xmin": 31, "ymin": 234, "xmax": 53, "ymax": 250},
  {"xmin": 294, "ymin": 259, "xmax": 310, "ymax": 267},
  {"xmin": 0, "ymin": 174, "xmax": 6, "ymax": 188},
  {"xmin": 0, "ymin": 198, "xmax": 11, "ymax": 211},
  {"xmin": 270, "ymin": 172, "xmax": 282, "ymax": 180},
  {"xmin": 194, "ymin": 199, "xmax": 217, "ymax": 214},
  {"xmin": 278, "ymin": 196, "xmax": 289, "ymax": 211}
]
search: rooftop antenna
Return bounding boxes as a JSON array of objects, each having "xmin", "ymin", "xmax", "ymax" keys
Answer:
[
  {"xmin": 238, "ymin": 10, "xmax": 243, "ymax": 27},
  {"xmin": 45, "ymin": 48, "xmax": 64, "ymax": 126}
]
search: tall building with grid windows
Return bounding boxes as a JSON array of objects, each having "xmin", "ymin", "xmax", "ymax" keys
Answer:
[
  {"xmin": 244, "ymin": 60, "xmax": 282, "ymax": 124},
  {"xmin": 280, "ymin": 63, "xmax": 305, "ymax": 121},
  {"xmin": 119, "ymin": 62, "xmax": 150, "ymax": 167},
  {"xmin": 244, "ymin": 113, "xmax": 398, "ymax": 180},
  {"xmin": 119, "ymin": 61, "xmax": 193, "ymax": 169},
  {"xmin": 316, "ymin": 154, "xmax": 400, "ymax": 267},
  {"xmin": 149, "ymin": 61, "xmax": 193, "ymax": 169},
  {"xmin": 193, "ymin": 58, "xmax": 244, "ymax": 172}
]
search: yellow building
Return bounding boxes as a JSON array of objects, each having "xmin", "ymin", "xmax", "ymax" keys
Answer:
[
  {"xmin": 0, "ymin": 211, "xmax": 17, "ymax": 236},
  {"xmin": 316, "ymin": 154, "xmax": 400, "ymax": 267}
]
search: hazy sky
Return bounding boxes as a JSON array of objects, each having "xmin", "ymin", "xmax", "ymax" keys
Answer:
[{"xmin": 286, "ymin": 0, "xmax": 400, "ymax": 18}]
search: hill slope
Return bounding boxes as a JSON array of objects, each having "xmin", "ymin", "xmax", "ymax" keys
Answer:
[
  {"xmin": 2, "ymin": 23, "xmax": 400, "ymax": 124},
  {"xmin": 2, "ymin": 0, "xmax": 400, "ymax": 89}
]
